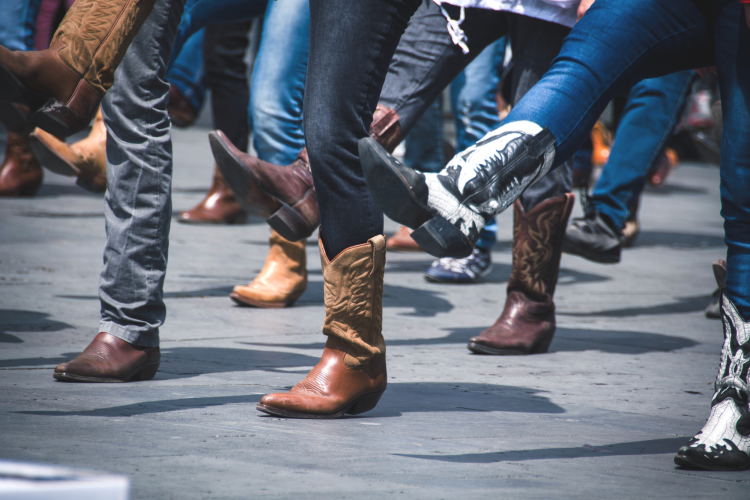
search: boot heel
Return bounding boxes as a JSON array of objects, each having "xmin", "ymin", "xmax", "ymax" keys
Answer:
[
  {"xmin": 130, "ymin": 362, "xmax": 160, "ymax": 382},
  {"xmin": 28, "ymin": 100, "xmax": 89, "ymax": 139},
  {"xmin": 346, "ymin": 390, "xmax": 385, "ymax": 415},
  {"xmin": 412, "ymin": 217, "xmax": 474, "ymax": 258},
  {"xmin": 268, "ymin": 189, "xmax": 318, "ymax": 241}
]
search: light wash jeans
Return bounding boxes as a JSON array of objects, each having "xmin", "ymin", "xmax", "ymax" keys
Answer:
[
  {"xmin": 0, "ymin": 0, "xmax": 41, "ymax": 51},
  {"xmin": 99, "ymin": 0, "xmax": 186, "ymax": 347}
]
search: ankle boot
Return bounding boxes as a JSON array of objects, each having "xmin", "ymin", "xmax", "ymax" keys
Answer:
[
  {"xmin": 54, "ymin": 332, "xmax": 160, "ymax": 383},
  {"xmin": 359, "ymin": 120, "xmax": 556, "ymax": 258},
  {"xmin": 0, "ymin": 131, "xmax": 43, "ymax": 197},
  {"xmin": 257, "ymin": 235, "xmax": 387, "ymax": 418},
  {"xmin": 231, "ymin": 229, "xmax": 307, "ymax": 308},
  {"xmin": 675, "ymin": 292, "xmax": 750, "ymax": 471},
  {"xmin": 28, "ymin": 107, "xmax": 107, "ymax": 193},
  {"xmin": 468, "ymin": 193, "xmax": 575, "ymax": 355},
  {"xmin": 0, "ymin": 0, "xmax": 158, "ymax": 137},
  {"xmin": 178, "ymin": 166, "xmax": 248, "ymax": 224}
]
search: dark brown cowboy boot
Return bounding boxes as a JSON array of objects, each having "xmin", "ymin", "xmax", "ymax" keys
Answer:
[
  {"xmin": 0, "ymin": 0, "xmax": 158, "ymax": 137},
  {"xmin": 54, "ymin": 332, "xmax": 160, "ymax": 383},
  {"xmin": 0, "ymin": 131, "xmax": 43, "ymax": 197},
  {"xmin": 257, "ymin": 236, "xmax": 387, "ymax": 418},
  {"xmin": 178, "ymin": 166, "xmax": 248, "ymax": 224},
  {"xmin": 468, "ymin": 193, "xmax": 575, "ymax": 355}
]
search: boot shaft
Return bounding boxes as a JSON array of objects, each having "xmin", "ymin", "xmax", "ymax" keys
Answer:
[{"xmin": 508, "ymin": 193, "xmax": 575, "ymax": 301}]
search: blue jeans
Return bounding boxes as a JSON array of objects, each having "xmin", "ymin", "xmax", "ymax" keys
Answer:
[
  {"xmin": 403, "ymin": 98, "xmax": 444, "ymax": 174},
  {"xmin": 167, "ymin": 29, "xmax": 206, "ymax": 113},
  {"xmin": 590, "ymin": 71, "xmax": 695, "ymax": 231},
  {"xmin": 250, "ymin": 0, "xmax": 309, "ymax": 165},
  {"xmin": 0, "ymin": 0, "xmax": 41, "ymax": 51},
  {"xmin": 505, "ymin": 0, "xmax": 750, "ymax": 317},
  {"xmin": 99, "ymin": 0, "xmax": 185, "ymax": 346}
]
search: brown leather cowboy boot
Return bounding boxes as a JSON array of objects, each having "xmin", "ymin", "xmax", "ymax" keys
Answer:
[
  {"xmin": 178, "ymin": 166, "xmax": 248, "ymax": 224},
  {"xmin": 468, "ymin": 193, "xmax": 575, "ymax": 355},
  {"xmin": 0, "ymin": 131, "xmax": 43, "ymax": 197},
  {"xmin": 231, "ymin": 229, "xmax": 307, "ymax": 308},
  {"xmin": 0, "ymin": 0, "xmax": 157, "ymax": 137},
  {"xmin": 54, "ymin": 332, "xmax": 160, "ymax": 383},
  {"xmin": 257, "ymin": 235, "xmax": 387, "ymax": 418},
  {"xmin": 28, "ymin": 107, "xmax": 107, "ymax": 193},
  {"xmin": 167, "ymin": 84, "xmax": 199, "ymax": 128}
]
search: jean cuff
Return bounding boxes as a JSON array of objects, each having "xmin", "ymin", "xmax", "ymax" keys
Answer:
[{"xmin": 100, "ymin": 321, "xmax": 159, "ymax": 348}]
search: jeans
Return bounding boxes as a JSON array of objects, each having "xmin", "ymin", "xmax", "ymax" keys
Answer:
[
  {"xmin": 250, "ymin": 0, "xmax": 310, "ymax": 165},
  {"xmin": 589, "ymin": 71, "xmax": 695, "ymax": 231},
  {"xmin": 0, "ymin": 0, "xmax": 41, "ymax": 51},
  {"xmin": 504, "ymin": 0, "xmax": 750, "ymax": 317},
  {"xmin": 167, "ymin": 29, "xmax": 206, "ymax": 113},
  {"xmin": 378, "ymin": 5, "xmax": 573, "ymax": 212},
  {"xmin": 305, "ymin": 0, "xmax": 421, "ymax": 258},
  {"xmin": 403, "ymin": 98, "xmax": 445, "ymax": 174},
  {"xmin": 98, "ymin": 0, "xmax": 185, "ymax": 347}
]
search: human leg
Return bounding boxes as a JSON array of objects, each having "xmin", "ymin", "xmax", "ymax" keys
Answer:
[{"xmin": 54, "ymin": 0, "xmax": 185, "ymax": 382}]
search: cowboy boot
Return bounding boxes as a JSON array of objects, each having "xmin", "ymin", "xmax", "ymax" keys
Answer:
[
  {"xmin": 257, "ymin": 235, "xmax": 387, "ymax": 418},
  {"xmin": 54, "ymin": 332, "xmax": 160, "ymax": 383},
  {"xmin": 178, "ymin": 166, "xmax": 248, "ymax": 224},
  {"xmin": 359, "ymin": 120, "xmax": 556, "ymax": 258},
  {"xmin": 28, "ymin": 107, "xmax": 107, "ymax": 193},
  {"xmin": 0, "ymin": 0, "xmax": 158, "ymax": 137},
  {"xmin": 468, "ymin": 193, "xmax": 575, "ymax": 355},
  {"xmin": 231, "ymin": 229, "xmax": 307, "ymax": 308},
  {"xmin": 0, "ymin": 131, "xmax": 44, "ymax": 197},
  {"xmin": 675, "ymin": 292, "xmax": 750, "ymax": 471}
]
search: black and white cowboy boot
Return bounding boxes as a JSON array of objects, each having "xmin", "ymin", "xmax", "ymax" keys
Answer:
[
  {"xmin": 359, "ymin": 121, "xmax": 555, "ymax": 257},
  {"xmin": 674, "ymin": 292, "xmax": 750, "ymax": 471}
]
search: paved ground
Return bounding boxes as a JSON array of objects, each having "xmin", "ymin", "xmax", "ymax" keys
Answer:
[{"xmin": 1, "ymin": 126, "xmax": 748, "ymax": 499}]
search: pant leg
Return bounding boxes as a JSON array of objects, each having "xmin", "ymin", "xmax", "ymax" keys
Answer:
[
  {"xmin": 403, "ymin": 98, "xmax": 444, "ymax": 173},
  {"xmin": 713, "ymin": 2, "xmax": 750, "ymax": 319},
  {"xmin": 204, "ymin": 21, "xmax": 251, "ymax": 153},
  {"xmin": 589, "ymin": 71, "xmax": 695, "ymax": 231},
  {"xmin": 0, "ymin": 0, "xmax": 42, "ymax": 50},
  {"xmin": 167, "ymin": 29, "xmax": 206, "ymax": 113},
  {"xmin": 504, "ymin": 0, "xmax": 718, "ymax": 168},
  {"xmin": 98, "ymin": 0, "xmax": 185, "ymax": 347},
  {"xmin": 250, "ymin": 0, "xmax": 309, "ymax": 165},
  {"xmin": 507, "ymin": 14, "xmax": 573, "ymax": 212},
  {"xmin": 305, "ymin": 0, "xmax": 421, "ymax": 257}
]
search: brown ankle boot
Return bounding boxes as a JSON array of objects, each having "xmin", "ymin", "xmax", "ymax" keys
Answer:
[
  {"xmin": 0, "ymin": 131, "xmax": 43, "ymax": 197},
  {"xmin": 210, "ymin": 130, "xmax": 318, "ymax": 241},
  {"xmin": 0, "ymin": 0, "xmax": 157, "ymax": 137},
  {"xmin": 178, "ymin": 166, "xmax": 248, "ymax": 224},
  {"xmin": 468, "ymin": 193, "xmax": 575, "ymax": 355},
  {"xmin": 168, "ymin": 84, "xmax": 198, "ymax": 128},
  {"xmin": 257, "ymin": 235, "xmax": 387, "ymax": 418},
  {"xmin": 53, "ymin": 332, "xmax": 160, "ymax": 383},
  {"xmin": 231, "ymin": 229, "xmax": 307, "ymax": 308},
  {"xmin": 28, "ymin": 107, "xmax": 107, "ymax": 193}
]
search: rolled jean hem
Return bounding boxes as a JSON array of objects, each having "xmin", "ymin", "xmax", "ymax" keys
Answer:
[{"xmin": 100, "ymin": 321, "xmax": 159, "ymax": 348}]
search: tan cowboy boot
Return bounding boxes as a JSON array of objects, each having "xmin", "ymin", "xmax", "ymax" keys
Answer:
[
  {"xmin": 468, "ymin": 193, "xmax": 575, "ymax": 355},
  {"xmin": 0, "ymin": 0, "xmax": 158, "ymax": 137},
  {"xmin": 257, "ymin": 235, "xmax": 387, "ymax": 418},
  {"xmin": 231, "ymin": 229, "xmax": 308, "ymax": 308},
  {"xmin": 28, "ymin": 107, "xmax": 107, "ymax": 193},
  {"xmin": 178, "ymin": 166, "xmax": 248, "ymax": 224},
  {"xmin": 0, "ymin": 131, "xmax": 43, "ymax": 197}
]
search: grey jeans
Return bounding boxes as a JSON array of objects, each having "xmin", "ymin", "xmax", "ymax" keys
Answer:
[
  {"xmin": 99, "ymin": 0, "xmax": 185, "ymax": 347},
  {"xmin": 379, "ymin": 3, "xmax": 572, "ymax": 211}
]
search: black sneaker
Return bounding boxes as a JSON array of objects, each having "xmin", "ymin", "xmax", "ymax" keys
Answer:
[{"xmin": 563, "ymin": 214, "xmax": 622, "ymax": 263}]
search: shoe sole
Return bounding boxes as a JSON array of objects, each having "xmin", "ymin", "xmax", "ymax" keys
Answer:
[
  {"xmin": 359, "ymin": 138, "xmax": 474, "ymax": 258},
  {"xmin": 674, "ymin": 453, "xmax": 750, "ymax": 471},
  {"xmin": 0, "ymin": 63, "xmax": 49, "ymax": 110},
  {"xmin": 210, "ymin": 131, "xmax": 315, "ymax": 241},
  {"xmin": 28, "ymin": 133, "xmax": 81, "ymax": 177},
  {"xmin": 256, "ymin": 390, "xmax": 385, "ymax": 419},
  {"xmin": 562, "ymin": 237, "xmax": 621, "ymax": 264},
  {"xmin": 230, "ymin": 291, "xmax": 302, "ymax": 309},
  {"xmin": 467, "ymin": 333, "xmax": 553, "ymax": 356},
  {"xmin": 53, "ymin": 361, "xmax": 160, "ymax": 383}
]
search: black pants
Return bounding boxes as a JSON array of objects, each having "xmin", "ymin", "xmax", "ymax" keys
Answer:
[
  {"xmin": 304, "ymin": 0, "xmax": 421, "ymax": 257},
  {"xmin": 204, "ymin": 21, "xmax": 252, "ymax": 152}
]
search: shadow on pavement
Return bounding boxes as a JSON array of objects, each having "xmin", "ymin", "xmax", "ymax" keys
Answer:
[
  {"xmin": 630, "ymin": 231, "xmax": 724, "ymax": 248},
  {"xmin": 394, "ymin": 437, "xmax": 688, "ymax": 463},
  {"xmin": 560, "ymin": 295, "xmax": 712, "ymax": 317},
  {"xmin": 241, "ymin": 326, "xmax": 696, "ymax": 354},
  {"xmin": 0, "ymin": 309, "xmax": 72, "ymax": 343}
]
